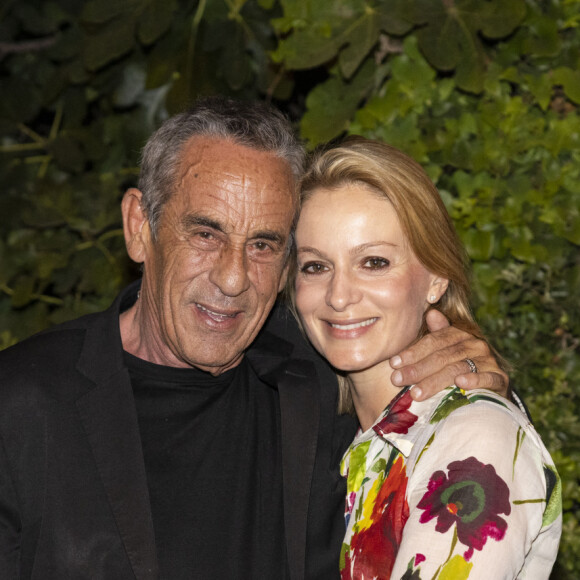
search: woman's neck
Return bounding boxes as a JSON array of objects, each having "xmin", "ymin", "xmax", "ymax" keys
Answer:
[{"xmin": 348, "ymin": 360, "xmax": 404, "ymax": 431}]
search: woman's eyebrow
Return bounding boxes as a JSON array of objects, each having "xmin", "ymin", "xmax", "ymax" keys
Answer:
[
  {"xmin": 297, "ymin": 246, "xmax": 325, "ymax": 257},
  {"xmin": 349, "ymin": 241, "xmax": 398, "ymax": 256},
  {"xmin": 297, "ymin": 242, "xmax": 397, "ymax": 256}
]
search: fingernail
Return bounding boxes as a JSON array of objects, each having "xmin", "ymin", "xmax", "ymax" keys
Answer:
[
  {"xmin": 456, "ymin": 376, "xmax": 467, "ymax": 387},
  {"xmin": 392, "ymin": 370, "xmax": 403, "ymax": 385},
  {"xmin": 391, "ymin": 356, "xmax": 402, "ymax": 368},
  {"xmin": 411, "ymin": 386, "xmax": 423, "ymax": 399}
]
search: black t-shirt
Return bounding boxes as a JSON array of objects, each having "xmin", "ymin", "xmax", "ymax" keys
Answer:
[{"xmin": 126, "ymin": 352, "xmax": 289, "ymax": 579}]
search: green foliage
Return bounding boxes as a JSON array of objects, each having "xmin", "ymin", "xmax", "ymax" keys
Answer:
[{"xmin": 1, "ymin": 0, "xmax": 578, "ymax": 575}]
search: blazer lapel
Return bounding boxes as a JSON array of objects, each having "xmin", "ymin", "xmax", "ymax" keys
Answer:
[
  {"xmin": 76, "ymin": 370, "xmax": 158, "ymax": 579},
  {"xmin": 278, "ymin": 359, "xmax": 320, "ymax": 580},
  {"xmin": 74, "ymin": 284, "xmax": 158, "ymax": 579},
  {"xmin": 247, "ymin": 329, "xmax": 320, "ymax": 580}
]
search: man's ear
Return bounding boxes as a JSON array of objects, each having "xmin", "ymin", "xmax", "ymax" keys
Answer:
[
  {"xmin": 427, "ymin": 276, "xmax": 449, "ymax": 304},
  {"xmin": 121, "ymin": 188, "xmax": 151, "ymax": 264}
]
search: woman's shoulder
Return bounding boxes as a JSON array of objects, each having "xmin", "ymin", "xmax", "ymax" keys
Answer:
[
  {"xmin": 427, "ymin": 387, "xmax": 536, "ymax": 438},
  {"xmin": 410, "ymin": 387, "xmax": 557, "ymax": 483},
  {"xmin": 407, "ymin": 387, "xmax": 557, "ymax": 479}
]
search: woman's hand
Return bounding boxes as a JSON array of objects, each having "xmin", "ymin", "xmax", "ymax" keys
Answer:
[{"xmin": 390, "ymin": 310, "xmax": 509, "ymax": 401}]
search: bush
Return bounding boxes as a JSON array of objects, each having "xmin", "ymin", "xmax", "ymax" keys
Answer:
[{"xmin": 1, "ymin": 0, "xmax": 578, "ymax": 574}]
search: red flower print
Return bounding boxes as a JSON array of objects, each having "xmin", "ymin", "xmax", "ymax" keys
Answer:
[
  {"xmin": 342, "ymin": 455, "xmax": 410, "ymax": 580},
  {"xmin": 417, "ymin": 456, "xmax": 511, "ymax": 555},
  {"xmin": 374, "ymin": 390, "xmax": 418, "ymax": 437}
]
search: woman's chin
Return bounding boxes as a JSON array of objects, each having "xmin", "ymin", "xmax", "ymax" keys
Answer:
[{"xmin": 327, "ymin": 355, "xmax": 385, "ymax": 375}]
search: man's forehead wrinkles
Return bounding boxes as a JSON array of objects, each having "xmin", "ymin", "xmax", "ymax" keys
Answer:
[{"xmin": 177, "ymin": 154, "xmax": 205, "ymax": 188}]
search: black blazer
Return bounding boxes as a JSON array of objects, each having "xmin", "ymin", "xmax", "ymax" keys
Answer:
[{"xmin": 0, "ymin": 283, "xmax": 357, "ymax": 579}]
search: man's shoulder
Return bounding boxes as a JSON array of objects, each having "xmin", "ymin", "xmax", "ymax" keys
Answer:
[
  {"xmin": 0, "ymin": 282, "xmax": 137, "ymax": 367},
  {"xmin": 0, "ymin": 287, "xmax": 129, "ymax": 406},
  {"xmin": 0, "ymin": 318, "xmax": 87, "ymax": 367},
  {"xmin": 0, "ymin": 306, "xmax": 107, "ymax": 364}
]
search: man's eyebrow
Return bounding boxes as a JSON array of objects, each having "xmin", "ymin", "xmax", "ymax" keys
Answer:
[
  {"xmin": 181, "ymin": 214, "xmax": 225, "ymax": 233},
  {"xmin": 181, "ymin": 214, "xmax": 286, "ymax": 246},
  {"xmin": 252, "ymin": 230, "xmax": 285, "ymax": 245}
]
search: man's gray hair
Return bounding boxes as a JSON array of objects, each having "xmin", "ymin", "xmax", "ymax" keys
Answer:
[{"xmin": 138, "ymin": 96, "xmax": 305, "ymax": 236}]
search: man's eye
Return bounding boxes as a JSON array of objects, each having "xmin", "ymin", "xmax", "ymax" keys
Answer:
[
  {"xmin": 363, "ymin": 257, "xmax": 389, "ymax": 269},
  {"xmin": 253, "ymin": 241, "xmax": 272, "ymax": 252},
  {"xmin": 300, "ymin": 262, "xmax": 327, "ymax": 274},
  {"xmin": 197, "ymin": 231, "xmax": 214, "ymax": 240}
]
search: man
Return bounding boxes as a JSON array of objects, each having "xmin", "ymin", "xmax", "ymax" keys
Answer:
[{"xmin": 0, "ymin": 97, "xmax": 507, "ymax": 579}]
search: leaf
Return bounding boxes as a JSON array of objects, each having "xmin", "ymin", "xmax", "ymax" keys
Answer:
[
  {"xmin": 413, "ymin": 0, "xmax": 524, "ymax": 93},
  {"xmin": 83, "ymin": 15, "xmax": 136, "ymax": 71},
  {"xmin": 0, "ymin": 78, "xmax": 42, "ymax": 123},
  {"xmin": 525, "ymin": 73, "xmax": 553, "ymax": 111},
  {"xmin": 479, "ymin": 0, "xmax": 526, "ymax": 39},
  {"xmin": 339, "ymin": 9, "xmax": 381, "ymax": 79},
  {"xmin": 377, "ymin": 0, "xmax": 416, "ymax": 36},
  {"xmin": 272, "ymin": 27, "xmax": 340, "ymax": 70},
  {"xmin": 463, "ymin": 229, "xmax": 495, "ymax": 262},
  {"xmin": 521, "ymin": 12, "xmax": 561, "ymax": 57},
  {"xmin": 81, "ymin": 0, "xmax": 139, "ymax": 24},
  {"xmin": 11, "ymin": 276, "xmax": 35, "ymax": 308},
  {"xmin": 274, "ymin": 0, "xmax": 367, "ymax": 70},
  {"xmin": 137, "ymin": 0, "xmax": 176, "ymax": 45},
  {"xmin": 414, "ymin": 4, "xmax": 463, "ymax": 71},
  {"xmin": 14, "ymin": 2, "xmax": 59, "ymax": 35},
  {"xmin": 221, "ymin": 22, "xmax": 251, "ymax": 90},
  {"xmin": 48, "ymin": 135, "xmax": 86, "ymax": 173},
  {"xmin": 301, "ymin": 59, "xmax": 375, "ymax": 145},
  {"xmin": 552, "ymin": 67, "xmax": 580, "ymax": 105}
]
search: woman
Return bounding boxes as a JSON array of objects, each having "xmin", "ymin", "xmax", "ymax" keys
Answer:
[{"xmin": 290, "ymin": 137, "xmax": 561, "ymax": 579}]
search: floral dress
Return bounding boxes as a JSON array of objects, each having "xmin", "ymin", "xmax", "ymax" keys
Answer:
[{"xmin": 339, "ymin": 387, "xmax": 561, "ymax": 579}]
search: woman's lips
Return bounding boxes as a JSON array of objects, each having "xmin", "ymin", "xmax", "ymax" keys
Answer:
[{"xmin": 328, "ymin": 317, "xmax": 378, "ymax": 331}]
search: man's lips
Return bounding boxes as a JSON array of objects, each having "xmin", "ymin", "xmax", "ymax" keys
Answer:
[{"xmin": 195, "ymin": 303, "xmax": 241, "ymax": 323}]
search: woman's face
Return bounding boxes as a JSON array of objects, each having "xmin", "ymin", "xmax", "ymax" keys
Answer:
[{"xmin": 295, "ymin": 184, "xmax": 445, "ymax": 374}]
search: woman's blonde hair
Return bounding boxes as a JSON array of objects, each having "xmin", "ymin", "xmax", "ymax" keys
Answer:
[{"xmin": 287, "ymin": 136, "xmax": 490, "ymax": 414}]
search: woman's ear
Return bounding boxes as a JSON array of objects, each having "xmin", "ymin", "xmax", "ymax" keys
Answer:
[
  {"xmin": 121, "ymin": 188, "xmax": 152, "ymax": 264},
  {"xmin": 427, "ymin": 276, "xmax": 449, "ymax": 304}
]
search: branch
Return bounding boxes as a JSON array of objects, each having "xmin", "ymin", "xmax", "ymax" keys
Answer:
[
  {"xmin": 375, "ymin": 34, "xmax": 403, "ymax": 64},
  {"xmin": 0, "ymin": 36, "xmax": 57, "ymax": 60}
]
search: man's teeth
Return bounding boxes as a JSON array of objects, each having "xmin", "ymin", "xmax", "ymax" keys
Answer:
[
  {"xmin": 330, "ymin": 318, "xmax": 377, "ymax": 331},
  {"xmin": 197, "ymin": 304, "xmax": 236, "ymax": 320}
]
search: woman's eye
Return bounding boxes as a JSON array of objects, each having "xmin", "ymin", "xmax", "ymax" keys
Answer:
[
  {"xmin": 300, "ymin": 262, "xmax": 327, "ymax": 274},
  {"xmin": 364, "ymin": 257, "xmax": 390, "ymax": 269}
]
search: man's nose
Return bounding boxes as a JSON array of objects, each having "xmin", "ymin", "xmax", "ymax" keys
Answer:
[
  {"xmin": 209, "ymin": 245, "xmax": 251, "ymax": 297},
  {"xmin": 325, "ymin": 269, "xmax": 362, "ymax": 311}
]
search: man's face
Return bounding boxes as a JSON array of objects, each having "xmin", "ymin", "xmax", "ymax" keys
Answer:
[{"xmin": 136, "ymin": 136, "xmax": 296, "ymax": 374}]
